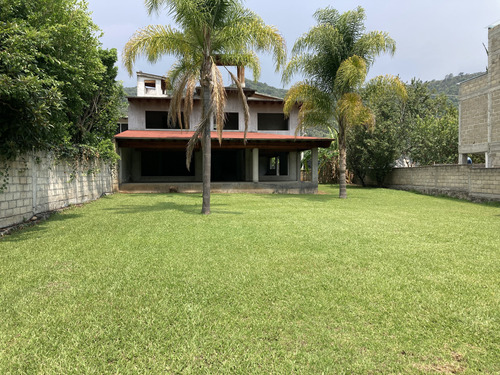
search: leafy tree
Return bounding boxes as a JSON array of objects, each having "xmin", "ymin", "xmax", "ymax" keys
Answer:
[
  {"xmin": 0, "ymin": 0, "xmax": 122, "ymax": 162},
  {"xmin": 398, "ymin": 80, "xmax": 458, "ymax": 166},
  {"xmin": 347, "ymin": 75, "xmax": 407, "ymax": 186},
  {"xmin": 407, "ymin": 100, "xmax": 458, "ymax": 165},
  {"xmin": 283, "ymin": 6, "xmax": 395, "ymax": 198},
  {"xmin": 346, "ymin": 78, "xmax": 458, "ymax": 185},
  {"xmin": 123, "ymin": 0, "xmax": 286, "ymax": 214}
]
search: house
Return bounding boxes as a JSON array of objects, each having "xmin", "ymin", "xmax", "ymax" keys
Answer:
[
  {"xmin": 114, "ymin": 71, "xmax": 333, "ymax": 193},
  {"xmin": 458, "ymin": 22, "xmax": 500, "ymax": 167}
]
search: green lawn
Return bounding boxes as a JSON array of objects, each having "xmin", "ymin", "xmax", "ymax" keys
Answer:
[{"xmin": 1, "ymin": 186, "xmax": 499, "ymax": 374}]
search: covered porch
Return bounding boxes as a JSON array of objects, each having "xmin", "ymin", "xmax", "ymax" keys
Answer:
[{"xmin": 115, "ymin": 130, "xmax": 333, "ymax": 194}]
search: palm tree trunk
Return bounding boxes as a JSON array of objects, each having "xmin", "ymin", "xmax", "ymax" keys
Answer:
[
  {"xmin": 338, "ymin": 120, "xmax": 347, "ymax": 199},
  {"xmin": 201, "ymin": 85, "xmax": 211, "ymax": 215}
]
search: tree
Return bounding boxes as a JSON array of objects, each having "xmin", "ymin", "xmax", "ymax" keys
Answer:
[
  {"xmin": 347, "ymin": 75, "xmax": 407, "ymax": 186},
  {"xmin": 0, "ymin": 0, "xmax": 123, "ymax": 161},
  {"xmin": 283, "ymin": 6, "xmax": 395, "ymax": 198},
  {"xmin": 396, "ymin": 80, "xmax": 458, "ymax": 166},
  {"xmin": 346, "ymin": 78, "xmax": 458, "ymax": 185},
  {"xmin": 123, "ymin": 0, "xmax": 286, "ymax": 214},
  {"xmin": 406, "ymin": 97, "xmax": 458, "ymax": 166}
]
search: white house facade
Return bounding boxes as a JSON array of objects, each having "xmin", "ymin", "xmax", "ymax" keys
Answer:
[{"xmin": 115, "ymin": 72, "xmax": 333, "ymax": 193}]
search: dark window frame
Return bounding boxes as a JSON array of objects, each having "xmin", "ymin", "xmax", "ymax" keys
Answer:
[
  {"xmin": 257, "ymin": 113, "xmax": 289, "ymax": 131},
  {"xmin": 213, "ymin": 112, "xmax": 239, "ymax": 130},
  {"xmin": 145, "ymin": 111, "xmax": 185, "ymax": 129}
]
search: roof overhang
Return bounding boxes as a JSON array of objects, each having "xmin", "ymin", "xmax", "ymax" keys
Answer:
[{"xmin": 115, "ymin": 130, "xmax": 333, "ymax": 151}]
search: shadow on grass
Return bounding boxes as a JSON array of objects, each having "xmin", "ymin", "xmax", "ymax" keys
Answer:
[
  {"xmin": 253, "ymin": 184, "xmax": 379, "ymax": 202},
  {"xmin": 0, "ymin": 212, "xmax": 82, "ymax": 243},
  {"xmin": 399, "ymin": 189, "xmax": 500, "ymax": 208},
  {"xmin": 105, "ymin": 197, "xmax": 243, "ymax": 216}
]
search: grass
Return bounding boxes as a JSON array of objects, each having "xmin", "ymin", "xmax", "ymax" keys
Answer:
[{"xmin": 1, "ymin": 185, "xmax": 499, "ymax": 374}]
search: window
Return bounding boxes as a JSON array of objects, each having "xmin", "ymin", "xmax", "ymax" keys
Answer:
[
  {"xmin": 144, "ymin": 80, "xmax": 156, "ymax": 94},
  {"xmin": 265, "ymin": 152, "xmax": 288, "ymax": 176},
  {"xmin": 145, "ymin": 111, "xmax": 184, "ymax": 129},
  {"xmin": 115, "ymin": 122, "xmax": 128, "ymax": 134},
  {"xmin": 213, "ymin": 112, "xmax": 239, "ymax": 130},
  {"xmin": 223, "ymin": 112, "xmax": 239, "ymax": 130},
  {"xmin": 257, "ymin": 113, "xmax": 288, "ymax": 131}
]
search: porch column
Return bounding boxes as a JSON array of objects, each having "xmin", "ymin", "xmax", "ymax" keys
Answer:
[
  {"xmin": 296, "ymin": 152, "xmax": 302, "ymax": 181},
  {"xmin": 252, "ymin": 148, "xmax": 259, "ymax": 182},
  {"xmin": 312, "ymin": 147, "xmax": 319, "ymax": 184}
]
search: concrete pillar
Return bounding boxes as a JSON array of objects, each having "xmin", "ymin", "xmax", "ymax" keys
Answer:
[
  {"xmin": 486, "ymin": 152, "xmax": 491, "ymax": 168},
  {"xmin": 458, "ymin": 154, "xmax": 468, "ymax": 165},
  {"xmin": 297, "ymin": 152, "xmax": 302, "ymax": 181},
  {"xmin": 252, "ymin": 148, "xmax": 259, "ymax": 182},
  {"xmin": 312, "ymin": 148, "xmax": 319, "ymax": 184}
]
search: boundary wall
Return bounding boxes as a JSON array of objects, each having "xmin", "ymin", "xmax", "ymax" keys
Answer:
[
  {"xmin": 384, "ymin": 165, "xmax": 500, "ymax": 202},
  {"xmin": 1, "ymin": 153, "xmax": 117, "ymax": 228}
]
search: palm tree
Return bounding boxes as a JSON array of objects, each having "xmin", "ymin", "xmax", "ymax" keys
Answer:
[
  {"xmin": 123, "ymin": 0, "xmax": 286, "ymax": 214},
  {"xmin": 283, "ymin": 6, "xmax": 396, "ymax": 198}
]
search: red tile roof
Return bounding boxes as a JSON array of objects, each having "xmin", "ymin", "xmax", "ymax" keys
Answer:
[
  {"xmin": 115, "ymin": 130, "xmax": 330, "ymax": 142},
  {"xmin": 115, "ymin": 130, "xmax": 333, "ymax": 150}
]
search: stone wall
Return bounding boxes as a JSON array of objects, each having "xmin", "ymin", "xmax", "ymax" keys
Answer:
[
  {"xmin": 0, "ymin": 153, "xmax": 117, "ymax": 229},
  {"xmin": 385, "ymin": 165, "xmax": 500, "ymax": 202}
]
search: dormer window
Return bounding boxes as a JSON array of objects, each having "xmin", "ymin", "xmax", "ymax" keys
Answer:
[{"xmin": 144, "ymin": 80, "xmax": 156, "ymax": 94}]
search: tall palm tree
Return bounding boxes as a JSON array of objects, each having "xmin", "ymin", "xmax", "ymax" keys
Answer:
[
  {"xmin": 283, "ymin": 6, "xmax": 396, "ymax": 198},
  {"xmin": 123, "ymin": 0, "xmax": 286, "ymax": 214}
]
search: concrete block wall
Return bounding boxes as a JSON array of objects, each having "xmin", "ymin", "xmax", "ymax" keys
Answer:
[
  {"xmin": 459, "ymin": 91, "xmax": 488, "ymax": 146},
  {"xmin": 385, "ymin": 165, "xmax": 500, "ymax": 201},
  {"xmin": 458, "ymin": 24, "xmax": 500, "ymax": 166},
  {"xmin": 0, "ymin": 153, "xmax": 117, "ymax": 229}
]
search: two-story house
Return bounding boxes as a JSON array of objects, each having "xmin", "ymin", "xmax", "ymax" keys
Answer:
[{"xmin": 115, "ymin": 72, "xmax": 333, "ymax": 193}]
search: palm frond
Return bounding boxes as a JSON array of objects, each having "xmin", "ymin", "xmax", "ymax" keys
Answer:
[
  {"xmin": 354, "ymin": 31, "xmax": 396, "ymax": 67},
  {"xmin": 168, "ymin": 72, "xmax": 191, "ymax": 129},
  {"xmin": 334, "ymin": 55, "xmax": 367, "ymax": 94},
  {"xmin": 185, "ymin": 120, "xmax": 204, "ymax": 170},
  {"xmin": 122, "ymin": 25, "xmax": 194, "ymax": 75},
  {"xmin": 284, "ymin": 82, "xmax": 334, "ymax": 134},
  {"xmin": 210, "ymin": 62, "xmax": 226, "ymax": 144},
  {"xmin": 183, "ymin": 76, "xmax": 197, "ymax": 129},
  {"xmin": 337, "ymin": 92, "xmax": 374, "ymax": 129},
  {"xmin": 211, "ymin": 7, "xmax": 286, "ymax": 77},
  {"xmin": 227, "ymin": 69, "xmax": 250, "ymax": 140}
]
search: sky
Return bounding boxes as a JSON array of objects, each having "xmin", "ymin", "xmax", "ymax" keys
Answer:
[{"xmin": 86, "ymin": 0, "xmax": 500, "ymax": 88}]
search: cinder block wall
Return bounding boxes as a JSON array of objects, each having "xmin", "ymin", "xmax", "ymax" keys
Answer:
[
  {"xmin": 458, "ymin": 24, "xmax": 500, "ymax": 166},
  {"xmin": 385, "ymin": 165, "xmax": 500, "ymax": 201},
  {"xmin": 459, "ymin": 75, "xmax": 489, "ymax": 148},
  {"xmin": 0, "ymin": 153, "xmax": 118, "ymax": 228}
]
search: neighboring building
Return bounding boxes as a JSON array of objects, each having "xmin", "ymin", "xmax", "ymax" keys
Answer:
[
  {"xmin": 114, "ymin": 72, "xmax": 332, "ymax": 193},
  {"xmin": 458, "ymin": 22, "xmax": 500, "ymax": 167}
]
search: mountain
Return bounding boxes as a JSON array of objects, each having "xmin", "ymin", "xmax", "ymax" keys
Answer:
[
  {"xmin": 243, "ymin": 80, "xmax": 288, "ymax": 98},
  {"xmin": 123, "ymin": 72, "xmax": 487, "ymax": 106},
  {"xmin": 425, "ymin": 72, "xmax": 485, "ymax": 106},
  {"xmin": 124, "ymin": 87, "xmax": 137, "ymax": 97}
]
